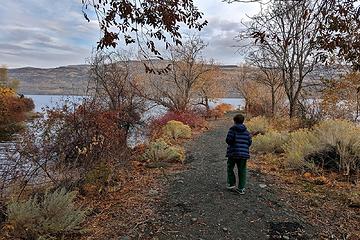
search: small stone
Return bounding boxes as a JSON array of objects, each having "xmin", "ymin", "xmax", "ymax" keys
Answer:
[
  {"xmin": 222, "ymin": 227, "xmax": 228, "ymax": 232},
  {"xmin": 191, "ymin": 217, "xmax": 198, "ymax": 223},
  {"xmin": 259, "ymin": 184, "xmax": 267, "ymax": 188},
  {"xmin": 149, "ymin": 189, "xmax": 159, "ymax": 196},
  {"xmin": 283, "ymin": 236, "xmax": 290, "ymax": 240}
]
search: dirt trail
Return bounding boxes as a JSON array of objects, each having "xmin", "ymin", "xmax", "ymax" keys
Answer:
[{"xmin": 154, "ymin": 118, "xmax": 318, "ymax": 240}]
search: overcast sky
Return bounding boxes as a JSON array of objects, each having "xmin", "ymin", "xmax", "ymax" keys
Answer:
[{"xmin": 0, "ymin": 0, "xmax": 261, "ymax": 68}]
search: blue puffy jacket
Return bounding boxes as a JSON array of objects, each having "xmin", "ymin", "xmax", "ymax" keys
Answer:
[{"xmin": 225, "ymin": 124, "xmax": 252, "ymax": 159}]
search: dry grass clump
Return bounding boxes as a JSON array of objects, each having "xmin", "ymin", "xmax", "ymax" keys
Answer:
[{"xmin": 270, "ymin": 117, "xmax": 301, "ymax": 132}]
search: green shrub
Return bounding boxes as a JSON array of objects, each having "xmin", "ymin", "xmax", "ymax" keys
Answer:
[
  {"xmin": 142, "ymin": 139, "xmax": 185, "ymax": 163},
  {"xmin": 246, "ymin": 116, "xmax": 271, "ymax": 134},
  {"xmin": 161, "ymin": 120, "xmax": 192, "ymax": 140},
  {"xmin": 282, "ymin": 129, "xmax": 318, "ymax": 171},
  {"xmin": 6, "ymin": 188, "xmax": 87, "ymax": 239},
  {"xmin": 252, "ymin": 131, "xmax": 288, "ymax": 153}
]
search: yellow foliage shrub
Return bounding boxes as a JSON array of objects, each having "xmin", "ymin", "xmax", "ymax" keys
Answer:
[
  {"xmin": 252, "ymin": 130, "xmax": 288, "ymax": 153},
  {"xmin": 276, "ymin": 119, "xmax": 360, "ymax": 174},
  {"xmin": 142, "ymin": 138, "xmax": 185, "ymax": 163},
  {"xmin": 161, "ymin": 120, "xmax": 192, "ymax": 140},
  {"xmin": 0, "ymin": 87, "xmax": 15, "ymax": 96}
]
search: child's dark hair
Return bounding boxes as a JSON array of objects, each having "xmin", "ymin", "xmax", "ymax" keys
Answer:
[{"xmin": 233, "ymin": 114, "xmax": 245, "ymax": 124}]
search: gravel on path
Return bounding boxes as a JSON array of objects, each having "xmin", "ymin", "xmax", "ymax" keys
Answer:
[{"xmin": 153, "ymin": 117, "xmax": 319, "ymax": 240}]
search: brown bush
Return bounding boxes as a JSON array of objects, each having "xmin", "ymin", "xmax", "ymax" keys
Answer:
[
  {"xmin": 39, "ymin": 102, "xmax": 129, "ymax": 170},
  {"xmin": 0, "ymin": 99, "xmax": 139, "ymax": 199}
]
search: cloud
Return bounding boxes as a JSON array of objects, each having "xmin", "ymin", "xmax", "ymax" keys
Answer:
[
  {"xmin": 0, "ymin": 0, "xmax": 99, "ymax": 68},
  {"xmin": 190, "ymin": 0, "xmax": 261, "ymax": 64},
  {"xmin": 0, "ymin": 0, "xmax": 260, "ymax": 68}
]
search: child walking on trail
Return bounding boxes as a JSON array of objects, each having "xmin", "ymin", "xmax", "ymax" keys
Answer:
[{"xmin": 225, "ymin": 114, "xmax": 252, "ymax": 194}]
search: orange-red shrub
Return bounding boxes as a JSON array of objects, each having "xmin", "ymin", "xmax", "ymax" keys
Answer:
[
  {"xmin": 214, "ymin": 103, "xmax": 234, "ymax": 113},
  {"xmin": 0, "ymin": 96, "xmax": 34, "ymax": 140}
]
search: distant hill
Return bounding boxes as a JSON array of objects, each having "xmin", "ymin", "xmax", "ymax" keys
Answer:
[
  {"xmin": 8, "ymin": 62, "xmax": 344, "ymax": 96},
  {"xmin": 8, "ymin": 63, "xmax": 244, "ymax": 96},
  {"xmin": 8, "ymin": 65, "xmax": 90, "ymax": 95}
]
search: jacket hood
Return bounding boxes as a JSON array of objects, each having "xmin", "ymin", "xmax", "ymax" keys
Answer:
[{"xmin": 233, "ymin": 123, "xmax": 247, "ymax": 132}]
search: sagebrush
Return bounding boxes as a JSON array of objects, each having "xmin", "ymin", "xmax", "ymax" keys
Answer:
[
  {"xmin": 282, "ymin": 129, "xmax": 318, "ymax": 171},
  {"xmin": 282, "ymin": 120, "xmax": 360, "ymax": 176},
  {"xmin": 312, "ymin": 120, "xmax": 360, "ymax": 176},
  {"xmin": 6, "ymin": 188, "xmax": 87, "ymax": 239}
]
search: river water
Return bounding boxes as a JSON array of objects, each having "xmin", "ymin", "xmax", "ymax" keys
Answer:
[{"xmin": 26, "ymin": 95, "xmax": 245, "ymax": 113}]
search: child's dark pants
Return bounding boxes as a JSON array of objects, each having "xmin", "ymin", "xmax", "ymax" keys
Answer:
[{"xmin": 227, "ymin": 157, "xmax": 247, "ymax": 189}]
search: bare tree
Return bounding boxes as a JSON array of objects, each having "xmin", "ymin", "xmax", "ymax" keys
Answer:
[
  {"xmin": 194, "ymin": 63, "xmax": 224, "ymax": 111},
  {"xmin": 232, "ymin": 65, "xmax": 259, "ymax": 112},
  {"xmin": 247, "ymin": 47, "xmax": 283, "ymax": 116},
  {"xmin": 89, "ymin": 50, "xmax": 146, "ymax": 135},
  {"xmin": 243, "ymin": 0, "xmax": 326, "ymax": 118},
  {"xmin": 145, "ymin": 36, "xmax": 213, "ymax": 112}
]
